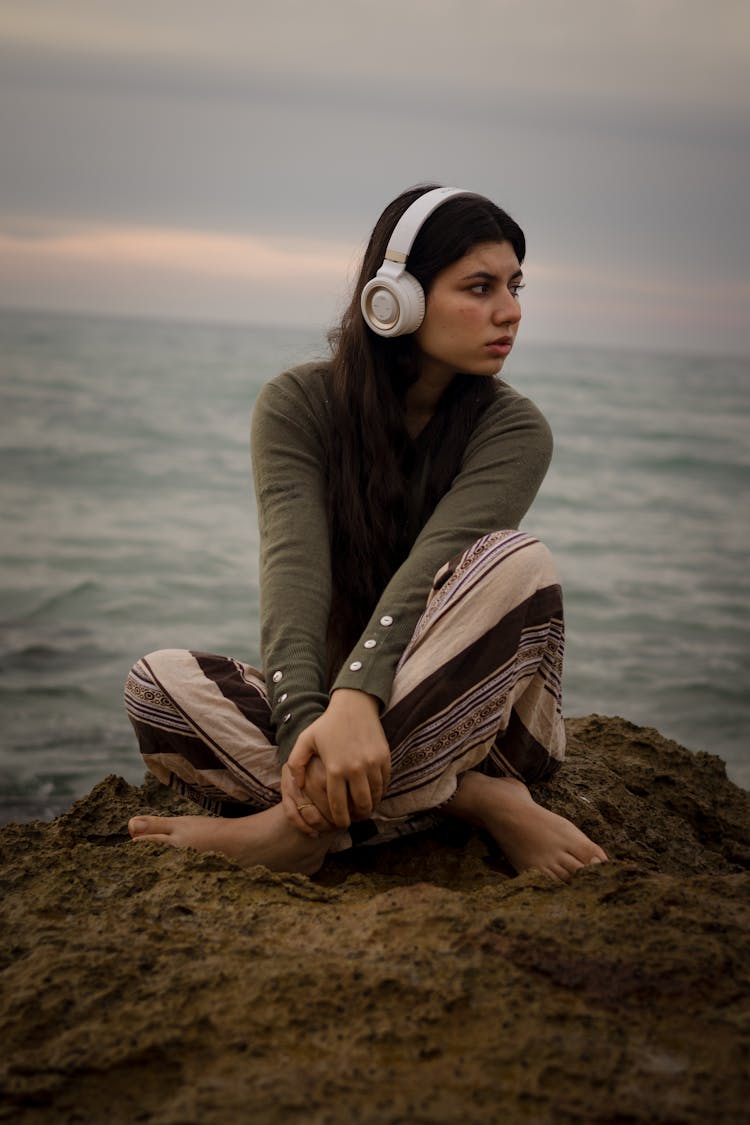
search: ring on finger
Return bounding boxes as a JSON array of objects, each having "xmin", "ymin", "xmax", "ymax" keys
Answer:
[{"xmin": 296, "ymin": 802, "xmax": 315, "ymax": 812}]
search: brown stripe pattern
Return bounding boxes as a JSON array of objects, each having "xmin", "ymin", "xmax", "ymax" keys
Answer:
[{"xmin": 124, "ymin": 531, "xmax": 565, "ymax": 843}]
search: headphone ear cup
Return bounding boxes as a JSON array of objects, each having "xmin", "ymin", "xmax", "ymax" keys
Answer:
[
  {"xmin": 361, "ymin": 270, "xmax": 425, "ymax": 337},
  {"xmin": 394, "ymin": 271, "xmax": 426, "ymax": 335}
]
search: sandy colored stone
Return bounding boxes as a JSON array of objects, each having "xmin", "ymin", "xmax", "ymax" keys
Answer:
[{"xmin": 1, "ymin": 716, "xmax": 748, "ymax": 1123}]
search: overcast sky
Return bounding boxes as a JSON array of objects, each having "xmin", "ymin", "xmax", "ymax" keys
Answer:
[{"xmin": 1, "ymin": 0, "xmax": 748, "ymax": 352}]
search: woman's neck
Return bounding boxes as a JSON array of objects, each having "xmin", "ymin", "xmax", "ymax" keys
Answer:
[{"xmin": 404, "ymin": 365, "xmax": 456, "ymax": 439}]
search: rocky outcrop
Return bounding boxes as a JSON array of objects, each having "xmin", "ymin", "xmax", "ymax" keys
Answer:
[{"xmin": 1, "ymin": 716, "xmax": 748, "ymax": 1124}]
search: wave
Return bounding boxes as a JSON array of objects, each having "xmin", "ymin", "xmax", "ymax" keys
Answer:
[
  {"xmin": 0, "ymin": 682, "xmax": 90, "ymax": 699},
  {"xmin": 15, "ymin": 581, "xmax": 102, "ymax": 622},
  {"xmin": 0, "ymin": 640, "xmax": 105, "ymax": 677}
]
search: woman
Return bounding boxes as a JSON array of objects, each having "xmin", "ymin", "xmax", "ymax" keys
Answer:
[{"xmin": 125, "ymin": 185, "xmax": 607, "ymax": 881}]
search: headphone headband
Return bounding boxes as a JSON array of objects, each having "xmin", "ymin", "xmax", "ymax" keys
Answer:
[
  {"xmin": 382, "ymin": 187, "xmax": 471, "ymax": 265},
  {"xmin": 361, "ymin": 186, "xmax": 474, "ymax": 337}
]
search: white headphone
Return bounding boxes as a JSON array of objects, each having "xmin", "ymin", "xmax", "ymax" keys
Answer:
[{"xmin": 360, "ymin": 186, "xmax": 471, "ymax": 337}]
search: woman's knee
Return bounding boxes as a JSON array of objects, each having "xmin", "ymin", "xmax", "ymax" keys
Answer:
[
  {"xmin": 123, "ymin": 649, "xmax": 189, "ymax": 721},
  {"xmin": 433, "ymin": 530, "xmax": 559, "ymax": 599},
  {"xmin": 513, "ymin": 534, "xmax": 559, "ymax": 588}
]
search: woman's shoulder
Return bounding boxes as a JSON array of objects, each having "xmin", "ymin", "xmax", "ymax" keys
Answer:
[
  {"xmin": 252, "ymin": 361, "xmax": 333, "ymax": 452},
  {"xmin": 260, "ymin": 360, "xmax": 332, "ymax": 410},
  {"xmin": 486, "ymin": 378, "xmax": 551, "ymax": 429},
  {"xmin": 467, "ymin": 378, "xmax": 553, "ymax": 455}
]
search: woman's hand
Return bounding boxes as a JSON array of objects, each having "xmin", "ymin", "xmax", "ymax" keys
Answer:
[
  {"xmin": 287, "ymin": 689, "xmax": 391, "ymax": 829},
  {"xmin": 280, "ymin": 760, "xmax": 333, "ymax": 837}
]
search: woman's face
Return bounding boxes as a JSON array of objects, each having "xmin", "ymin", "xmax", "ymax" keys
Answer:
[{"xmin": 413, "ymin": 240, "xmax": 523, "ymax": 382}]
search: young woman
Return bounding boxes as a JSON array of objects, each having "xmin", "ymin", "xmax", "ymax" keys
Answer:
[{"xmin": 125, "ymin": 185, "xmax": 607, "ymax": 882}]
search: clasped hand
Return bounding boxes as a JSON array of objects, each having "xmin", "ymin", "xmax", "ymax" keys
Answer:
[{"xmin": 281, "ymin": 688, "xmax": 391, "ymax": 833}]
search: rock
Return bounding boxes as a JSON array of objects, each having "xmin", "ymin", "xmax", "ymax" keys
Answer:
[{"xmin": 0, "ymin": 716, "xmax": 748, "ymax": 1124}]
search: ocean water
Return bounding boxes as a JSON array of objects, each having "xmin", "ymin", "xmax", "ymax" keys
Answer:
[{"xmin": 1, "ymin": 307, "xmax": 748, "ymax": 822}]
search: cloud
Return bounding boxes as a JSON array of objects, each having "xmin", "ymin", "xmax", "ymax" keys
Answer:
[
  {"xmin": 0, "ymin": 1, "xmax": 748, "ymax": 351},
  {"xmin": 0, "ymin": 218, "xmax": 358, "ymax": 326},
  {"xmin": 2, "ymin": 0, "xmax": 748, "ymax": 114}
]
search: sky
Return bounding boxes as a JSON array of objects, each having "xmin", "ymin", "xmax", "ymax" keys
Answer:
[{"xmin": 1, "ymin": 0, "xmax": 748, "ymax": 353}]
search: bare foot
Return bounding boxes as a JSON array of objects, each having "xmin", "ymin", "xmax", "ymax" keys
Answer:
[
  {"xmin": 128, "ymin": 802, "xmax": 343, "ymax": 875},
  {"xmin": 447, "ymin": 771, "xmax": 608, "ymax": 882}
]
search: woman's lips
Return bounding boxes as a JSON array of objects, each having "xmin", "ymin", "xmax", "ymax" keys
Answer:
[{"xmin": 486, "ymin": 337, "xmax": 513, "ymax": 357}]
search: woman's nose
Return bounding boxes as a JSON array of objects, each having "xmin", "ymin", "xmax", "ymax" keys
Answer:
[{"xmin": 492, "ymin": 292, "xmax": 522, "ymax": 326}]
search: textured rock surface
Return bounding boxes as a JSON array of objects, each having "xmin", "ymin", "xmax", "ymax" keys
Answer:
[{"xmin": 1, "ymin": 716, "xmax": 749, "ymax": 1124}]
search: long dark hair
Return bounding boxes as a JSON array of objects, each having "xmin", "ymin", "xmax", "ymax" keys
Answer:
[{"xmin": 325, "ymin": 184, "xmax": 526, "ymax": 677}]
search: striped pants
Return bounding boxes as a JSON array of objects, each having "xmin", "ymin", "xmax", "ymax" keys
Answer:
[{"xmin": 124, "ymin": 530, "xmax": 566, "ymax": 847}]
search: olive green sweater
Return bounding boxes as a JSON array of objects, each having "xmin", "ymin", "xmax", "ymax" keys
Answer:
[{"xmin": 250, "ymin": 362, "xmax": 553, "ymax": 763}]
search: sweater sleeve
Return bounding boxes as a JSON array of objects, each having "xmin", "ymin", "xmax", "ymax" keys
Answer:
[
  {"xmin": 331, "ymin": 381, "xmax": 553, "ymax": 707},
  {"xmin": 250, "ymin": 368, "xmax": 332, "ymax": 763}
]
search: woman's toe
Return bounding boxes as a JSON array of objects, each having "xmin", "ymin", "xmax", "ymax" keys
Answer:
[{"xmin": 129, "ymin": 815, "xmax": 168, "ymax": 838}]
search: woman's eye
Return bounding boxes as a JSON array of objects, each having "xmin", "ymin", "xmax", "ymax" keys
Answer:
[
  {"xmin": 470, "ymin": 283, "xmax": 491, "ymax": 295},
  {"xmin": 509, "ymin": 282, "xmax": 526, "ymax": 298}
]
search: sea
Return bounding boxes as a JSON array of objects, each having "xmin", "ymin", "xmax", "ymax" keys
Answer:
[{"xmin": 1, "ymin": 307, "xmax": 748, "ymax": 823}]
